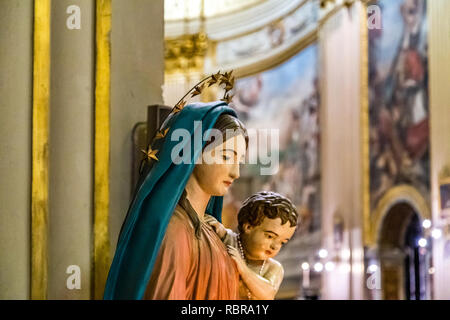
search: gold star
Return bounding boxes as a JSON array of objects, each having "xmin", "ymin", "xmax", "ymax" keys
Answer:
[
  {"xmin": 220, "ymin": 93, "xmax": 234, "ymax": 104},
  {"xmin": 219, "ymin": 70, "xmax": 234, "ymax": 87},
  {"xmin": 172, "ymin": 100, "xmax": 186, "ymax": 114},
  {"xmin": 154, "ymin": 127, "xmax": 169, "ymax": 140},
  {"xmin": 225, "ymin": 76, "xmax": 235, "ymax": 92},
  {"xmin": 141, "ymin": 146, "xmax": 159, "ymax": 161},
  {"xmin": 191, "ymin": 82, "xmax": 206, "ymax": 97},
  {"xmin": 207, "ymin": 71, "xmax": 222, "ymax": 87}
]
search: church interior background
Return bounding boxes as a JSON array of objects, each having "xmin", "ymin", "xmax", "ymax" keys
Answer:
[{"xmin": 1, "ymin": 0, "xmax": 450, "ymax": 300}]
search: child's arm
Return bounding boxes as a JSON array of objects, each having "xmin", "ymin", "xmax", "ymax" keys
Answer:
[{"xmin": 227, "ymin": 246, "xmax": 284, "ymax": 300}]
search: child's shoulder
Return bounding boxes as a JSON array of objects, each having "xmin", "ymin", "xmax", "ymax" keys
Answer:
[
  {"xmin": 265, "ymin": 258, "xmax": 284, "ymax": 275},
  {"xmin": 262, "ymin": 258, "xmax": 285, "ymax": 288}
]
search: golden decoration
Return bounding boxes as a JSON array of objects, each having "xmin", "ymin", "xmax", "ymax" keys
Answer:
[
  {"xmin": 191, "ymin": 82, "xmax": 206, "ymax": 97},
  {"xmin": 154, "ymin": 127, "xmax": 170, "ymax": 140},
  {"xmin": 143, "ymin": 70, "xmax": 236, "ymax": 165},
  {"xmin": 164, "ymin": 32, "xmax": 209, "ymax": 74},
  {"xmin": 219, "ymin": 70, "xmax": 233, "ymax": 87},
  {"xmin": 359, "ymin": 1, "xmax": 371, "ymax": 247},
  {"xmin": 172, "ymin": 100, "xmax": 186, "ymax": 114},
  {"xmin": 224, "ymin": 76, "xmax": 235, "ymax": 92},
  {"xmin": 31, "ymin": 0, "xmax": 51, "ymax": 301},
  {"xmin": 141, "ymin": 146, "xmax": 159, "ymax": 162},
  {"xmin": 171, "ymin": 70, "xmax": 236, "ymax": 114},
  {"xmin": 320, "ymin": 0, "xmax": 355, "ymax": 9},
  {"xmin": 221, "ymin": 93, "xmax": 235, "ymax": 104},
  {"xmin": 207, "ymin": 71, "xmax": 222, "ymax": 87},
  {"xmin": 94, "ymin": 0, "xmax": 112, "ymax": 300}
]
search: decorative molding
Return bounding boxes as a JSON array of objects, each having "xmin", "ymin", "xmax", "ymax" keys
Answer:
[
  {"xmin": 31, "ymin": 0, "xmax": 51, "ymax": 300},
  {"xmin": 165, "ymin": 32, "xmax": 209, "ymax": 74},
  {"xmin": 214, "ymin": 0, "xmax": 317, "ymax": 67},
  {"xmin": 223, "ymin": 28, "xmax": 318, "ymax": 79},
  {"xmin": 94, "ymin": 0, "xmax": 111, "ymax": 300},
  {"xmin": 165, "ymin": 0, "xmax": 305, "ymax": 41},
  {"xmin": 165, "ymin": 0, "xmax": 267, "ymax": 22}
]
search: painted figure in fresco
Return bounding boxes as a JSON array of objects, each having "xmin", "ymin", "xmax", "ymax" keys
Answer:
[
  {"xmin": 266, "ymin": 76, "xmax": 320, "ymax": 233},
  {"xmin": 103, "ymin": 98, "xmax": 249, "ymax": 299},
  {"xmin": 206, "ymin": 191, "xmax": 298, "ymax": 300},
  {"xmin": 369, "ymin": 0, "xmax": 429, "ymax": 207}
]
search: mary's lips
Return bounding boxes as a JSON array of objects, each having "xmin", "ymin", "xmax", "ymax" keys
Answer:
[{"xmin": 223, "ymin": 181, "xmax": 232, "ymax": 186}]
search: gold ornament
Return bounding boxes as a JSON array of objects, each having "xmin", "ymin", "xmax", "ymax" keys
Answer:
[
  {"xmin": 172, "ymin": 70, "xmax": 236, "ymax": 113},
  {"xmin": 154, "ymin": 127, "xmax": 170, "ymax": 140},
  {"xmin": 142, "ymin": 71, "xmax": 236, "ymax": 162},
  {"xmin": 172, "ymin": 100, "xmax": 186, "ymax": 114},
  {"xmin": 141, "ymin": 146, "xmax": 159, "ymax": 162}
]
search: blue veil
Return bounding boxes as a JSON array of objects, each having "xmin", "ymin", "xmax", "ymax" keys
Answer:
[{"xmin": 103, "ymin": 101, "xmax": 237, "ymax": 300}]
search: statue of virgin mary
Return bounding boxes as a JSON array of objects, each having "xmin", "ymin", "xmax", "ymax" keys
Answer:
[{"xmin": 104, "ymin": 86, "xmax": 248, "ymax": 299}]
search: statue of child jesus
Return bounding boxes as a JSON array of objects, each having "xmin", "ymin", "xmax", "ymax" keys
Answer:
[{"xmin": 206, "ymin": 191, "xmax": 299, "ymax": 300}]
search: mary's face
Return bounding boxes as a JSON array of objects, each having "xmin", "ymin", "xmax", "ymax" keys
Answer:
[{"xmin": 193, "ymin": 134, "xmax": 246, "ymax": 196}]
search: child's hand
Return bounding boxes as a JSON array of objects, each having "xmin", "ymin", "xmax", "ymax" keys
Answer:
[
  {"xmin": 204, "ymin": 215, "xmax": 227, "ymax": 240},
  {"xmin": 227, "ymin": 245, "xmax": 246, "ymax": 273}
]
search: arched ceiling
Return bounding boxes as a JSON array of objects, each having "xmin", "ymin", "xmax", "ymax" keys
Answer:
[
  {"xmin": 164, "ymin": 0, "xmax": 305, "ymax": 40},
  {"xmin": 165, "ymin": 0, "xmax": 266, "ymax": 21}
]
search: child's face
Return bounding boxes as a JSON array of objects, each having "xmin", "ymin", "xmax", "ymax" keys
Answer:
[{"xmin": 242, "ymin": 217, "xmax": 296, "ymax": 261}]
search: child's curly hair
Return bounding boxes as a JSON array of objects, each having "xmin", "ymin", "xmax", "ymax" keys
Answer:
[{"xmin": 237, "ymin": 191, "xmax": 299, "ymax": 233}]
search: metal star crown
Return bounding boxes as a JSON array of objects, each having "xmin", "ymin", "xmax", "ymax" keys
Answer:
[{"xmin": 141, "ymin": 70, "xmax": 236, "ymax": 164}]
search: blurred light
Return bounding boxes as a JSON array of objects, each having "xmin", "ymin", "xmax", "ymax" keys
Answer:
[
  {"xmin": 368, "ymin": 264, "xmax": 378, "ymax": 273},
  {"xmin": 418, "ymin": 238, "xmax": 428, "ymax": 248},
  {"xmin": 314, "ymin": 262, "xmax": 323, "ymax": 272},
  {"xmin": 341, "ymin": 249, "xmax": 351, "ymax": 260},
  {"xmin": 428, "ymin": 267, "xmax": 435, "ymax": 275},
  {"xmin": 432, "ymin": 229, "xmax": 442, "ymax": 239},
  {"xmin": 325, "ymin": 262, "xmax": 335, "ymax": 271},
  {"xmin": 318, "ymin": 249, "xmax": 328, "ymax": 259},
  {"xmin": 422, "ymin": 219, "xmax": 432, "ymax": 229},
  {"xmin": 341, "ymin": 263, "xmax": 351, "ymax": 273},
  {"xmin": 301, "ymin": 262, "xmax": 310, "ymax": 271}
]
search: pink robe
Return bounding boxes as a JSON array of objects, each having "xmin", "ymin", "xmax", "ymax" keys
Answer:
[{"xmin": 144, "ymin": 196, "xmax": 239, "ymax": 300}]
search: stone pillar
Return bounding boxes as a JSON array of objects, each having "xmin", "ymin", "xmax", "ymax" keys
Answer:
[
  {"xmin": 48, "ymin": 0, "xmax": 95, "ymax": 299},
  {"xmin": 109, "ymin": 0, "xmax": 164, "ymax": 254},
  {"xmin": 428, "ymin": 0, "xmax": 450, "ymax": 300},
  {"xmin": 319, "ymin": 3, "xmax": 365, "ymax": 300},
  {"xmin": 0, "ymin": 0, "xmax": 34, "ymax": 300}
]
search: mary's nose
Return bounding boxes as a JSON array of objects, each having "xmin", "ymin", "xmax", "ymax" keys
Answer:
[{"xmin": 229, "ymin": 162, "xmax": 240, "ymax": 180}]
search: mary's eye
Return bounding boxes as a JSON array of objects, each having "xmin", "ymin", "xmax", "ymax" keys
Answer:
[
  {"xmin": 222, "ymin": 155, "xmax": 231, "ymax": 161},
  {"xmin": 266, "ymin": 234, "xmax": 273, "ymax": 239}
]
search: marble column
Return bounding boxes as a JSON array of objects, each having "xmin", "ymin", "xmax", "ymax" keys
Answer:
[
  {"xmin": 0, "ymin": 0, "xmax": 34, "ymax": 300},
  {"xmin": 48, "ymin": 0, "xmax": 95, "ymax": 299},
  {"xmin": 319, "ymin": 3, "xmax": 365, "ymax": 300},
  {"xmin": 428, "ymin": 0, "xmax": 450, "ymax": 300},
  {"xmin": 109, "ymin": 0, "xmax": 164, "ymax": 255}
]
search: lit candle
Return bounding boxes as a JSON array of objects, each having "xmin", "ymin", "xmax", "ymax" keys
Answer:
[{"xmin": 302, "ymin": 262, "xmax": 310, "ymax": 288}]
